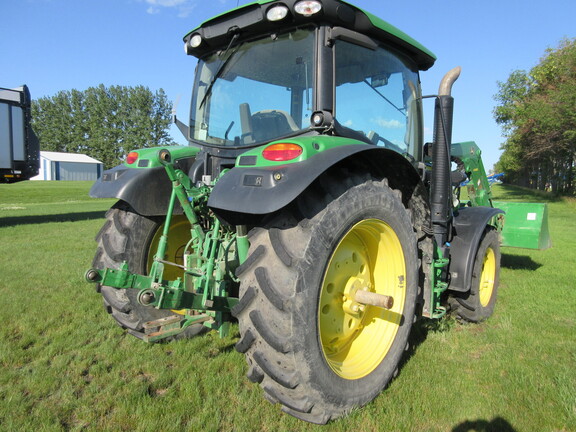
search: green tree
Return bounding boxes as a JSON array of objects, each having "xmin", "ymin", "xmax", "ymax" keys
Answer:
[
  {"xmin": 494, "ymin": 38, "xmax": 576, "ymax": 194},
  {"xmin": 32, "ymin": 85, "xmax": 175, "ymax": 168}
]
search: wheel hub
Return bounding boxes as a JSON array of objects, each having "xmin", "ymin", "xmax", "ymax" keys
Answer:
[
  {"xmin": 342, "ymin": 279, "xmax": 369, "ymax": 316},
  {"xmin": 319, "ymin": 219, "xmax": 407, "ymax": 380}
]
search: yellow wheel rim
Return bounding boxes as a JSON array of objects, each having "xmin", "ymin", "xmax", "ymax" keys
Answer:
[
  {"xmin": 147, "ymin": 215, "xmax": 191, "ymax": 315},
  {"xmin": 319, "ymin": 219, "xmax": 407, "ymax": 380},
  {"xmin": 479, "ymin": 247, "xmax": 496, "ymax": 307}
]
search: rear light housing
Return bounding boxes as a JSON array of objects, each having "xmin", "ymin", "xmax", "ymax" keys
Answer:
[
  {"xmin": 126, "ymin": 152, "xmax": 139, "ymax": 165},
  {"xmin": 262, "ymin": 143, "xmax": 303, "ymax": 161}
]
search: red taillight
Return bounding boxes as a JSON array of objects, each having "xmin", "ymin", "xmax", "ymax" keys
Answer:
[
  {"xmin": 262, "ymin": 143, "xmax": 303, "ymax": 161},
  {"xmin": 126, "ymin": 152, "xmax": 138, "ymax": 164}
]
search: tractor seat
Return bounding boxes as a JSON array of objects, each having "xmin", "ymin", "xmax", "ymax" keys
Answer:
[{"xmin": 251, "ymin": 110, "xmax": 299, "ymax": 142}]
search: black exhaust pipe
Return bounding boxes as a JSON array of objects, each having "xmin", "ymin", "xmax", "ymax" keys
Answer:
[{"xmin": 431, "ymin": 66, "xmax": 461, "ymax": 253}]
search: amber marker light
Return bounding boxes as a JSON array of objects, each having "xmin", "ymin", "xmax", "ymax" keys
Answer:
[
  {"xmin": 262, "ymin": 143, "xmax": 303, "ymax": 161},
  {"xmin": 126, "ymin": 152, "xmax": 139, "ymax": 164}
]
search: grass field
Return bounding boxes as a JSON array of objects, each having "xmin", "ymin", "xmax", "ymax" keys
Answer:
[{"xmin": 0, "ymin": 181, "xmax": 574, "ymax": 431}]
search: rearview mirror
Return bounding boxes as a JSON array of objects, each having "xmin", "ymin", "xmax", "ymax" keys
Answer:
[{"xmin": 370, "ymin": 73, "xmax": 390, "ymax": 88}]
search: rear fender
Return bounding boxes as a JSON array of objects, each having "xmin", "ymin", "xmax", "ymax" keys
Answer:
[
  {"xmin": 208, "ymin": 143, "xmax": 421, "ymax": 225},
  {"xmin": 90, "ymin": 146, "xmax": 200, "ymax": 216},
  {"xmin": 448, "ymin": 206, "xmax": 504, "ymax": 293},
  {"xmin": 90, "ymin": 165, "xmax": 175, "ymax": 216}
]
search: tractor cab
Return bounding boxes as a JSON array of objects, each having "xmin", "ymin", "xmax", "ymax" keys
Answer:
[{"xmin": 182, "ymin": 0, "xmax": 435, "ymax": 169}]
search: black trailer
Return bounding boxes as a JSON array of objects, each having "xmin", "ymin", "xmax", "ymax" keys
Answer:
[{"xmin": 0, "ymin": 85, "xmax": 39, "ymax": 183}]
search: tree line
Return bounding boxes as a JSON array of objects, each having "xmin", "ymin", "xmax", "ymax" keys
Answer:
[
  {"xmin": 32, "ymin": 84, "xmax": 175, "ymax": 169},
  {"xmin": 493, "ymin": 38, "xmax": 575, "ymax": 195}
]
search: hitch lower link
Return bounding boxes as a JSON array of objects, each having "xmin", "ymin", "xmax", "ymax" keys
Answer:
[{"xmin": 85, "ymin": 263, "xmax": 239, "ymax": 341}]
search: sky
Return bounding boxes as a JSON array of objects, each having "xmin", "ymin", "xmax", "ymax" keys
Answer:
[{"xmin": 2, "ymin": 0, "xmax": 575, "ymax": 171}]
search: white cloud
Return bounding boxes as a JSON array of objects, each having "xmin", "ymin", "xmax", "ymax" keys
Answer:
[
  {"xmin": 373, "ymin": 118, "xmax": 403, "ymax": 129},
  {"xmin": 343, "ymin": 119, "xmax": 354, "ymax": 127},
  {"xmin": 141, "ymin": 0, "xmax": 196, "ymax": 17}
]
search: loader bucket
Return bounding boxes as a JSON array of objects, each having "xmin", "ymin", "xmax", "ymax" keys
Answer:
[{"xmin": 492, "ymin": 201, "xmax": 551, "ymax": 250}]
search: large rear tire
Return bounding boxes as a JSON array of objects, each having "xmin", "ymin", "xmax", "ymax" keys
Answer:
[
  {"xmin": 233, "ymin": 174, "xmax": 418, "ymax": 423},
  {"xmin": 92, "ymin": 201, "xmax": 205, "ymax": 340},
  {"xmin": 449, "ymin": 228, "xmax": 500, "ymax": 322}
]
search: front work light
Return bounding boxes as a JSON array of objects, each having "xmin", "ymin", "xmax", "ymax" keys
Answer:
[
  {"xmin": 294, "ymin": 0, "xmax": 322, "ymax": 17},
  {"xmin": 262, "ymin": 143, "xmax": 303, "ymax": 161},
  {"xmin": 266, "ymin": 5, "xmax": 289, "ymax": 21},
  {"xmin": 190, "ymin": 34, "xmax": 202, "ymax": 48},
  {"xmin": 185, "ymin": 34, "xmax": 202, "ymax": 54}
]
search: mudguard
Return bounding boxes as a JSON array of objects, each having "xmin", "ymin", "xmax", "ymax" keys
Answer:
[
  {"xmin": 90, "ymin": 150, "xmax": 204, "ymax": 216},
  {"xmin": 90, "ymin": 146, "xmax": 202, "ymax": 216},
  {"xmin": 90, "ymin": 165, "xmax": 175, "ymax": 216},
  {"xmin": 448, "ymin": 206, "xmax": 504, "ymax": 293},
  {"xmin": 208, "ymin": 144, "xmax": 418, "ymax": 224}
]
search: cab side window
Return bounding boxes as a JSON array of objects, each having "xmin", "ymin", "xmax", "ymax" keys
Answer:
[{"xmin": 334, "ymin": 40, "xmax": 422, "ymax": 161}]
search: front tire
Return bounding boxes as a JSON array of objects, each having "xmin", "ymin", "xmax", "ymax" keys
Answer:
[
  {"xmin": 449, "ymin": 228, "xmax": 500, "ymax": 322},
  {"xmin": 233, "ymin": 174, "xmax": 418, "ymax": 423}
]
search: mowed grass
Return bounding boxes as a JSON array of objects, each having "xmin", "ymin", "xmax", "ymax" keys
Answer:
[{"xmin": 0, "ymin": 181, "xmax": 574, "ymax": 431}]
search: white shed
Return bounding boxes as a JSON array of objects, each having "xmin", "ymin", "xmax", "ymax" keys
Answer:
[{"xmin": 30, "ymin": 151, "xmax": 103, "ymax": 181}]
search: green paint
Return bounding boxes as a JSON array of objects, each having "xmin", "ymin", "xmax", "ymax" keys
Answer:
[
  {"xmin": 492, "ymin": 201, "xmax": 552, "ymax": 250},
  {"xmin": 236, "ymin": 232, "xmax": 250, "ymax": 263},
  {"xmin": 147, "ymin": 187, "xmax": 178, "ymax": 282},
  {"xmin": 87, "ymin": 151, "xmax": 242, "ymax": 341},
  {"xmin": 452, "ymin": 141, "xmax": 551, "ymax": 250},
  {"xmin": 87, "ymin": 263, "xmax": 237, "ymax": 312},
  {"xmin": 122, "ymin": 145, "xmax": 200, "ymax": 169},
  {"xmin": 452, "ymin": 141, "xmax": 493, "ymax": 208},
  {"xmin": 236, "ymin": 136, "xmax": 368, "ymax": 168},
  {"xmin": 430, "ymin": 248, "xmax": 449, "ymax": 319}
]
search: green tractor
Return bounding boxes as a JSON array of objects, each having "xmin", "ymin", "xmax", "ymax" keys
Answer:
[{"xmin": 85, "ymin": 0, "xmax": 548, "ymax": 423}]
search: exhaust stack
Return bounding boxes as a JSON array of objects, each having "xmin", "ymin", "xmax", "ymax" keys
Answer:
[{"xmin": 431, "ymin": 66, "xmax": 461, "ymax": 251}]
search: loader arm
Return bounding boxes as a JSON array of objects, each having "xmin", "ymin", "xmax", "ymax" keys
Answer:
[{"xmin": 451, "ymin": 141, "xmax": 493, "ymax": 208}]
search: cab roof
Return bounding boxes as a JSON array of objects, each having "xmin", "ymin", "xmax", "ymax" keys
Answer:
[{"xmin": 184, "ymin": 0, "xmax": 436, "ymax": 70}]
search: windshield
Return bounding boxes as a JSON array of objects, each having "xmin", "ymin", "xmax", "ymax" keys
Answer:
[
  {"xmin": 190, "ymin": 29, "xmax": 315, "ymax": 147},
  {"xmin": 334, "ymin": 40, "xmax": 422, "ymax": 161}
]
